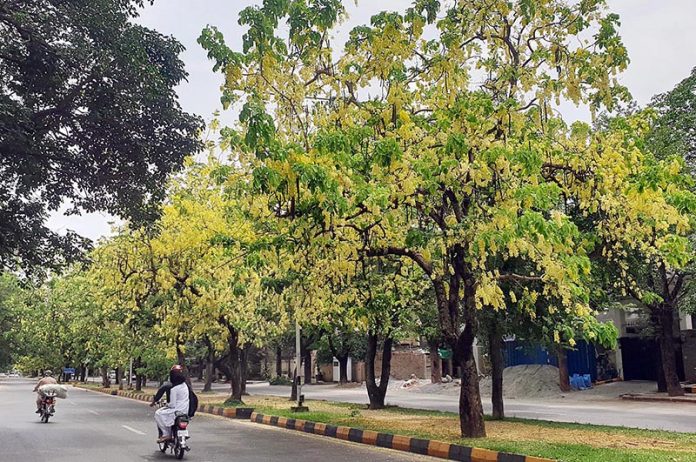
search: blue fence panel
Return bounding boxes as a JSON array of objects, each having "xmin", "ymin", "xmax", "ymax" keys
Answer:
[
  {"xmin": 566, "ymin": 340, "xmax": 597, "ymax": 382},
  {"xmin": 503, "ymin": 341, "xmax": 556, "ymax": 367},
  {"xmin": 503, "ymin": 340, "xmax": 597, "ymax": 381}
]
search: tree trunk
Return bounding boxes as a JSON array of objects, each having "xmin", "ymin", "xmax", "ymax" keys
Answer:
[
  {"xmin": 197, "ymin": 357, "xmax": 205, "ymax": 381},
  {"xmin": 656, "ymin": 342, "xmax": 667, "ymax": 392},
  {"xmin": 79, "ymin": 365, "xmax": 87, "ymax": 383},
  {"xmin": 115, "ymin": 367, "xmax": 121, "ymax": 385},
  {"xmin": 657, "ymin": 306, "xmax": 684, "ymax": 396},
  {"xmin": 240, "ymin": 343, "xmax": 250, "ymax": 395},
  {"xmin": 226, "ymin": 326, "xmax": 243, "ymax": 402},
  {"xmin": 431, "ymin": 259, "xmax": 486, "ymax": 438},
  {"xmin": 275, "ymin": 345, "xmax": 282, "ymax": 377},
  {"xmin": 176, "ymin": 346, "xmax": 186, "ymax": 370},
  {"xmin": 489, "ymin": 325, "xmax": 505, "ymax": 420},
  {"xmin": 133, "ymin": 357, "xmax": 142, "ymax": 391},
  {"xmin": 338, "ymin": 356, "xmax": 349, "ymax": 384},
  {"xmin": 100, "ymin": 366, "xmax": 110, "ymax": 388},
  {"xmin": 204, "ymin": 341, "xmax": 215, "ymax": 392},
  {"xmin": 303, "ymin": 347, "xmax": 313, "ymax": 386},
  {"xmin": 429, "ymin": 338, "xmax": 442, "ymax": 384},
  {"xmin": 455, "ymin": 328, "xmax": 486, "ymax": 438},
  {"xmin": 558, "ymin": 349, "xmax": 570, "ymax": 392},
  {"xmin": 366, "ymin": 333, "xmax": 393, "ymax": 410}
]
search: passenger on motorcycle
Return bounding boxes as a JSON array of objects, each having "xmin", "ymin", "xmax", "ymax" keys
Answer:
[
  {"xmin": 154, "ymin": 365, "xmax": 189, "ymax": 443},
  {"xmin": 33, "ymin": 370, "xmax": 58, "ymax": 413}
]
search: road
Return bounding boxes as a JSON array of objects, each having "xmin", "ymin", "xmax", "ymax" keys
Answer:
[
  {"xmin": 0, "ymin": 378, "xmax": 438, "ymax": 462},
  {"xmin": 238, "ymin": 382, "xmax": 696, "ymax": 433}
]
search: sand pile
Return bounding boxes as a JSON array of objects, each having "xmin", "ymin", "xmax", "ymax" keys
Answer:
[{"xmin": 479, "ymin": 364, "xmax": 560, "ymax": 399}]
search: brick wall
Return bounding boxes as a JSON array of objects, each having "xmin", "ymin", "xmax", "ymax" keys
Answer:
[
  {"xmin": 373, "ymin": 350, "xmax": 429, "ymax": 380},
  {"xmin": 318, "ymin": 363, "xmax": 333, "ymax": 382}
]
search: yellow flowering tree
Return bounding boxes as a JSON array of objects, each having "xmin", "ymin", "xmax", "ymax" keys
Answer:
[
  {"xmin": 548, "ymin": 114, "xmax": 696, "ymax": 396},
  {"xmin": 201, "ymin": 0, "xmax": 630, "ymax": 436}
]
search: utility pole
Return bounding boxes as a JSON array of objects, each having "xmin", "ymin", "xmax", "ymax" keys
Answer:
[{"xmin": 291, "ymin": 319, "xmax": 308, "ymax": 412}]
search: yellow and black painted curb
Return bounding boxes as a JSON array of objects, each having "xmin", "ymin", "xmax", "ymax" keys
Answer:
[
  {"xmin": 74, "ymin": 385, "xmax": 253, "ymax": 419},
  {"xmin": 250, "ymin": 412, "xmax": 553, "ymax": 462}
]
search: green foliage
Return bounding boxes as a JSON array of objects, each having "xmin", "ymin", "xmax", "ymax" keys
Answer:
[
  {"xmin": 648, "ymin": 67, "xmax": 696, "ymax": 167},
  {"xmin": 0, "ymin": 0, "xmax": 203, "ymax": 272},
  {"xmin": 269, "ymin": 375, "xmax": 293, "ymax": 385}
]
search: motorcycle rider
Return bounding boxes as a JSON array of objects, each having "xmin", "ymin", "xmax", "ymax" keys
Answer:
[
  {"xmin": 33, "ymin": 370, "xmax": 58, "ymax": 413},
  {"xmin": 154, "ymin": 365, "xmax": 189, "ymax": 443}
]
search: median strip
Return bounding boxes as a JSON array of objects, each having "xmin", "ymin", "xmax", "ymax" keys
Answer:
[{"xmin": 249, "ymin": 412, "xmax": 554, "ymax": 462}]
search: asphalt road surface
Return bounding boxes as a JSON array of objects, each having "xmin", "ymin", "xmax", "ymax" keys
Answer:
[{"xmin": 0, "ymin": 378, "xmax": 439, "ymax": 462}]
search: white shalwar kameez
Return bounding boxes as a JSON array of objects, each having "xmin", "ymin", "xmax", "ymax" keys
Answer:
[{"xmin": 155, "ymin": 383, "xmax": 189, "ymax": 438}]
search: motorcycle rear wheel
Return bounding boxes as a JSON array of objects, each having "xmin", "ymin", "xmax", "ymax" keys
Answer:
[
  {"xmin": 41, "ymin": 412, "xmax": 49, "ymax": 423},
  {"xmin": 176, "ymin": 446, "xmax": 185, "ymax": 460}
]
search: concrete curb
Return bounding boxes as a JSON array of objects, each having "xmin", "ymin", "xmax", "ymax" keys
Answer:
[
  {"xmin": 74, "ymin": 385, "xmax": 253, "ymax": 419},
  {"xmin": 249, "ymin": 412, "xmax": 553, "ymax": 462},
  {"xmin": 621, "ymin": 393, "xmax": 696, "ymax": 404}
]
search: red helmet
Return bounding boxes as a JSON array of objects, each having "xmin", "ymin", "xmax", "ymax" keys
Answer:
[{"xmin": 170, "ymin": 364, "xmax": 184, "ymax": 372}]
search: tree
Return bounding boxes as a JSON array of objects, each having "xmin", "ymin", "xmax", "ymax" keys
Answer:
[
  {"xmin": 0, "ymin": 0, "xmax": 203, "ymax": 271},
  {"xmin": 149, "ymin": 158, "xmax": 289, "ymax": 402},
  {"xmin": 0, "ymin": 273, "xmax": 30, "ymax": 370},
  {"xmin": 200, "ymin": 0, "xmax": 630, "ymax": 437},
  {"xmin": 356, "ymin": 259, "xmax": 430, "ymax": 409},
  {"xmin": 564, "ymin": 114, "xmax": 696, "ymax": 397},
  {"xmin": 648, "ymin": 67, "xmax": 696, "ymax": 169},
  {"xmin": 645, "ymin": 70, "xmax": 696, "ymax": 392}
]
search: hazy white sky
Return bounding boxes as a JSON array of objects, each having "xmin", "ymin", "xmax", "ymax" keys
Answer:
[{"xmin": 46, "ymin": 0, "xmax": 696, "ymax": 242}]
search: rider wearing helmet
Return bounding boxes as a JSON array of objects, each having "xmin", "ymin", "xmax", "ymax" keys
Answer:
[
  {"xmin": 33, "ymin": 370, "xmax": 58, "ymax": 413},
  {"xmin": 154, "ymin": 365, "xmax": 190, "ymax": 443}
]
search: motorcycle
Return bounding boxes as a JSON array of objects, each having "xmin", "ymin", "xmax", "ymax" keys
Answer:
[
  {"xmin": 154, "ymin": 402, "xmax": 191, "ymax": 460},
  {"xmin": 38, "ymin": 390, "xmax": 57, "ymax": 423}
]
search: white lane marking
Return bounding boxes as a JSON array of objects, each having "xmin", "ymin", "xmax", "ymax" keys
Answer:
[
  {"xmin": 88, "ymin": 409, "xmax": 100, "ymax": 415},
  {"xmin": 121, "ymin": 425, "xmax": 146, "ymax": 435}
]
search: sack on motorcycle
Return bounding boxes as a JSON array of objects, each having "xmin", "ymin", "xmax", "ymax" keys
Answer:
[{"xmin": 38, "ymin": 384, "xmax": 68, "ymax": 399}]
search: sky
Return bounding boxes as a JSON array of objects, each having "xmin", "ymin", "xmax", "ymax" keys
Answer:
[{"xmin": 46, "ymin": 0, "xmax": 696, "ymax": 242}]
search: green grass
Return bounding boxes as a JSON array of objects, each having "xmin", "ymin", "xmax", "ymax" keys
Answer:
[{"xmin": 213, "ymin": 395, "xmax": 696, "ymax": 462}]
